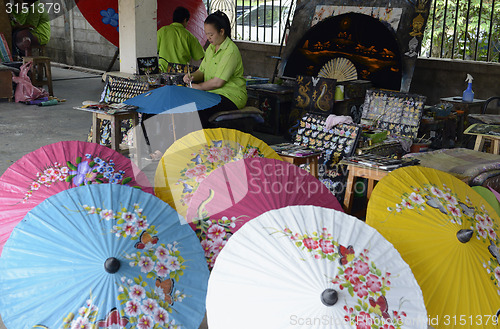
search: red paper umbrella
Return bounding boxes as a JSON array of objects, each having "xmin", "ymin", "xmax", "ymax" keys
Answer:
[
  {"xmin": 76, "ymin": 0, "xmax": 208, "ymax": 47},
  {"xmin": 0, "ymin": 141, "xmax": 153, "ymax": 256},
  {"xmin": 186, "ymin": 157, "xmax": 343, "ymax": 268}
]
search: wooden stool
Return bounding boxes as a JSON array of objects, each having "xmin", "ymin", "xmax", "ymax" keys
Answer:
[
  {"xmin": 342, "ymin": 163, "xmax": 471, "ymax": 214},
  {"xmin": 92, "ymin": 111, "xmax": 140, "ymax": 157},
  {"xmin": 278, "ymin": 153, "xmax": 320, "ymax": 178},
  {"xmin": 31, "ymin": 44, "xmax": 46, "ymax": 56},
  {"xmin": 473, "ymin": 135, "xmax": 500, "ymax": 154},
  {"xmin": 343, "ymin": 163, "xmax": 389, "ymax": 214},
  {"xmin": 23, "ymin": 56, "xmax": 53, "ymax": 96}
]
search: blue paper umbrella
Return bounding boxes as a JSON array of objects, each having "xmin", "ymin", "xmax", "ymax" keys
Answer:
[
  {"xmin": 0, "ymin": 184, "xmax": 209, "ymax": 329},
  {"xmin": 124, "ymin": 85, "xmax": 221, "ymax": 115}
]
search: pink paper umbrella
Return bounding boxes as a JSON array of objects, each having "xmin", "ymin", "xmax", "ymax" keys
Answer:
[
  {"xmin": 186, "ymin": 157, "xmax": 343, "ymax": 268},
  {"xmin": 0, "ymin": 141, "xmax": 153, "ymax": 255}
]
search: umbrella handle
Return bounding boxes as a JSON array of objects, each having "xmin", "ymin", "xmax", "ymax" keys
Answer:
[
  {"xmin": 456, "ymin": 229, "xmax": 473, "ymax": 243},
  {"xmin": 104, "ymin": 257, "xmax": 121, "ymax": 273},
  {"xmin": 321, "ymin": 289, "xmax": 338, "ymax": 306}
]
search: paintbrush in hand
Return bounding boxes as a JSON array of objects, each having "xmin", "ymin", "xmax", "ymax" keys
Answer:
[{"xmin": 187, "ymin": 63, "xmax": 192, "ymax": 88}]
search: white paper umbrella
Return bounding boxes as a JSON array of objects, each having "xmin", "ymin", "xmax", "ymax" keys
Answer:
[{"xmin": 206, "ymin": 205, "xmax": 427, "ymax": 329}]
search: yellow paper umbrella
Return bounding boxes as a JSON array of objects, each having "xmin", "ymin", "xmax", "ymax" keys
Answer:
[
  {"xmin": 154, "ymin": 128, "xmax": 281, "ymax": 217},
  {"xmin": 367, "ymin": 166, "xmax": 500, "ymax": 329}
]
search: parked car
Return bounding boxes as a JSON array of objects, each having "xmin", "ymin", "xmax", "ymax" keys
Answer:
[
  {"xmin": 236, "ymin": 5, "xmax": 251, "ymax": 18},
  {"xmin": 235, "ymin": 1, "xmax": 293, "ymax": 44}
]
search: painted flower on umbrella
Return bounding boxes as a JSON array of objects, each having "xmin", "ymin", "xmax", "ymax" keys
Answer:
[
  {"xmin": 101, "ymin": 8, "xmax": 119, "ymax": 31},
  {"xmin": 60, "ymin": 296, "xmax": 99, "ymax": 329},
  {"xmin": 130, "ymin": 284, "xmax": 147, "ymax": 300},
  {"xmin": 22, "ymin": 162, "xmax": 69, "ymax": 202},
  {"xmin": 139, "ymin": 256, "xmax": 155, "ymax": 273},
  {"xmin": 332, "ymin": 246, "xmax": 391, "ymax": 297},
  {"xmin": 155, "ymin": 246, "xmax": 169, "ymax": 262},
  {"xmin": 83, "ymin": 203, "xmax": 152, "ymax": 240},
  {"xmin": 243, "ymin": 147, "xmax": 259, "ymax": 159},
  {"xmin": 408, "ymin": 192, "xmax": 425, "ymax": 205},
  {"xmin": 444, "ymin": 193, "xmax": 458, "ymax": 205},
  {"xmin": 193, "ymin": 215, "xmax": 243, "ymax": 268},
  {"xmin": 154, "ymin": 261, "xmax": 170, "ymax": 278},
  {"xmin": 329, "ymin": 245, "xmax": 407, "ymax": 329},
  {"xmin": 138, "ymin": 315, "xmax": 154, "ymax": 329},
  {"xmin": 279, "ymin": 227, "xmax": 340, "ymax": 261},
  {"xmin": 207, "ymin": 224, "xmax": 226, "ymax": 241},
  {"xmin": 388, "ymin": 183, "xmax": 498, "ymax": 230},
  {"xmin": 483, "ymin": 258, "xmax": 500, "ymax": 296},
  {"xmin": 23, "ymin": 155, "xmax": 133, "ymax": 203},
  {"xmin": 154, "ymin": 307, "xmax": 169, "ymax": 325},
  {"xmin": 206, "ymin": 152, "xmax": 220, "ymax": 164},
  {"xmin": 67, "ymin": 155, "xmax": 131, "ymax": 187},
  {"xmin": 177, "ymin": 141, "xmax": 266, "ymax": 206},
  {"xmin": 69, "ymin": 161, "xmax": 97, "ymax": 185},
  {"xmin": 118, "ymin": 242, "xmax": 187, "ymax": 329},
  {"xmin": 184, "ymin": 168, "xmax": 198, "ymax": 179},
  {"xmin": 141, "ymin": 298, "xmax": 158, "ymax": 315},
  {"xmin": 100, "ymin": 209, "xmax": 114, "ymax": 221},
  {"xmin": 125, "ymin": 241, "xmax": 185, "ymax": 284},
  {"xmin": 430, "ymin": 186, "xmax": 445, "ymax": 198},
  {"xmin": 319, "ymin": 239, "xmax": 335, "ymax": 254},
  {"xmin": 125, "ymin": 300, "xmax": 141, "ymax": 316},
  {"xmin": 446, "ymin": 204, "xmax": 461, "ymax": 217}
]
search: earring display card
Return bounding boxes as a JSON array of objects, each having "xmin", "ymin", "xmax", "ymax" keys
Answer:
[
  {"xmin": 294, "ymin": 112, "xmax": 362, "ymax": 199},
  {"xmin": 361, "ymin": 89, "xmax": 426, "ymax": 139},
  {"xmin": 295, "ymin": 112, "xmax": 361, "ymax": 158},
  {"xmin": 137, "ymin": 57, "xmax": 159, "ymax": 75},
  {"xmin": 293, "ymin": 75, "xmax": 337, "ymax": 115},
  {"xmin": 101, "ymin": 75, "xmax": 149, "ymax": 104}
]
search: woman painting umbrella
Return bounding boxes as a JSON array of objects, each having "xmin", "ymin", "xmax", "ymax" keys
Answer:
[{"xmin": 183, "ymin": 10, "xmax": 248, "ymax": 127}]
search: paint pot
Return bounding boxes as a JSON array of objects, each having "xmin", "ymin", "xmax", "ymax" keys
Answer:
[{"xmin": 410, "ymin": 138, "xmax": 431, "ymax": 153}]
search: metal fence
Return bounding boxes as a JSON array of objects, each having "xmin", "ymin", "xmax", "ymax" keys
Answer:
[
  {"xmin": 421, "ymin": 0, "xmax": 500, "ymax": 62},
  {"xmin": 204, "ymin": 0, "xmax": 294, "ymax": 44}
]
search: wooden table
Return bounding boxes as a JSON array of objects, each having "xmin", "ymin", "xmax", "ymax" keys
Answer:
[
  {"xmin": 342, "ymin": 162, "xmax": 389, "ymax": 214},
  {"xmin": 473, "ymin": 135, "xmax": 500, "ymax": 154},
  {"xmin": 279, "ymin": 153, "xmax": 320, "ymax": 178},
  {"xmin": 91, "ymin": 110, "xmax": 140, "ymax": 159},
  {"xmin": 464, "ymin": 123, "xmax": 500, "ymax": 154},
  {"xmin": 342, "ymin": 160, "xmax": 473, "ymax": 214}
]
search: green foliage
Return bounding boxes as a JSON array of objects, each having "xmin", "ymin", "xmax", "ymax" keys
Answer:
[
  {"xmin": 422, "ymin": 0, "xmax": 500, "ymax": 61},
  {"xmin": 67, "ymin": 161, "xmax": 78, "ymax": 171}
]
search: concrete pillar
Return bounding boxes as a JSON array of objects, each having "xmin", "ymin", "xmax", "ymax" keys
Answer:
[{"xmin": 118, "ymin": 0, "xmax": 157, "ymax": 74}]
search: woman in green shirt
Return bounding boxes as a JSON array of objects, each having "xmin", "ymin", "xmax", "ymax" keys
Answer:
[{"xmin": 183, "ymin": 11, "xmax": 248, "ymax": 127}]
